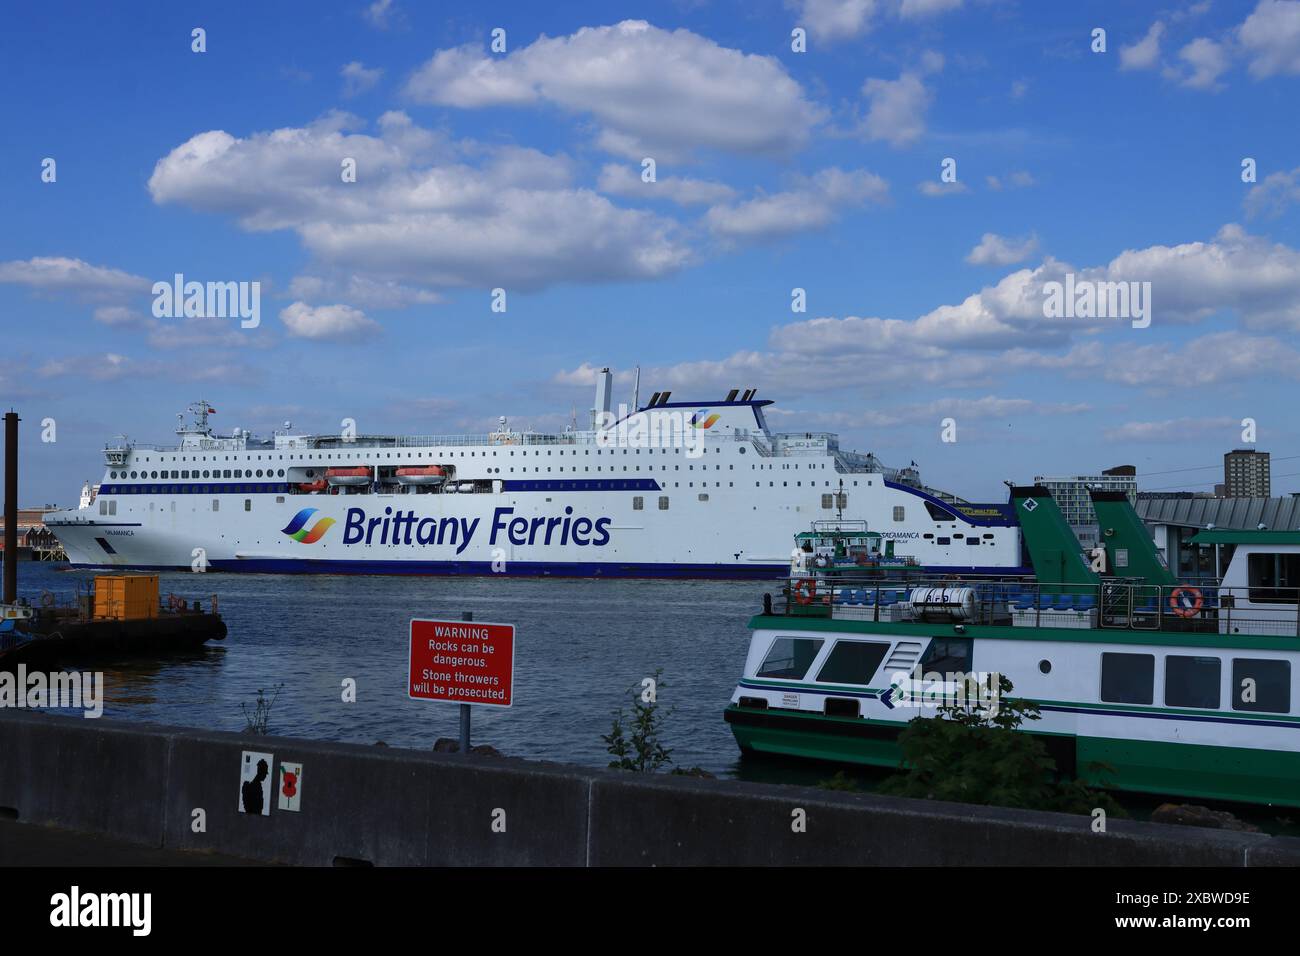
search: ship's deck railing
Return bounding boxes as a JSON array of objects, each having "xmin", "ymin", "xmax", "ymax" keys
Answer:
[
  {"xmin": 772, "ymin": 575, "xmax": 1300, "ymax": 637},
  {"xmin": 102, "ymin": 430, "xmax": 889, "ymax": 459}
]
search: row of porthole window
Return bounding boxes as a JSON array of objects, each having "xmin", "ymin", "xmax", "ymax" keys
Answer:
[{"xmin": 110, "ymin": 469, "xmax": 287, "ymax": 480}]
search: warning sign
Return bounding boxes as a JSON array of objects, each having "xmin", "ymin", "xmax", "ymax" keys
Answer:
[{"xmin": 408, "ymin": 619, "xmax": 514, "ymax": 708}]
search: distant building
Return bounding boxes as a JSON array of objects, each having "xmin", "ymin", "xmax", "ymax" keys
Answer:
[
  {"xmin": 1033, "ymin": 466, "xmax": 1138, "ymax": 547},
  {"xmin": 1224, "ymin": 449, "xmax": 1270, "ymax": 498},
  {"xmin": 0, "ymin": 507, "xmax": 62, "ymax": 559},
  {"xmin": 1137, "ymin": 495, "xmax": 1300, "ymax": 578}
]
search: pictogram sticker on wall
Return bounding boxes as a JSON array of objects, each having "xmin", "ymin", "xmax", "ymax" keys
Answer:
[
  {"xmin": 278, "ymin": 761, "xmax": 303, "ymax": 812},
  {"xmin": 238, "ymin": 750, "xmax": 274, "ymax": 816}
]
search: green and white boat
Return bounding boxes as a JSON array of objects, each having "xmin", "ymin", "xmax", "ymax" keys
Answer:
[
  {"xmin": 790, "ymin": 519, "xmax": 921, "ymax": 581},
  {"xmin": 726, "ymin": 486, "xmax": 1300, "ymax": 808}
]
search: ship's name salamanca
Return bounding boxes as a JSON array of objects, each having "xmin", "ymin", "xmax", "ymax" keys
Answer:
[{"xmin": 342, "ymin": 506, "xmax": 613, "ymax": 552}]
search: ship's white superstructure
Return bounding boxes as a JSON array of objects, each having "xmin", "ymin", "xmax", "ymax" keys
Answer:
[{"xmin": 46, "ymin": 371, "xmax": 1026, "ymax": 578}]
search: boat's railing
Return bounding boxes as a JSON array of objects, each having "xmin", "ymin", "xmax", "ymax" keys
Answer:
[{"xmin": 771, "ymin": 575, "xmax": 1300, "ymax": 637}]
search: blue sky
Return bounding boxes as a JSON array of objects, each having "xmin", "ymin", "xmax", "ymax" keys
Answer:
[{"xmin": 4, "ymin": 0, "xmax": 1300, "ymax": 505}]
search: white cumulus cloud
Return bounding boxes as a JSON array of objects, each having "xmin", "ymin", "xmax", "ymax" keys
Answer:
[
  {"xmin": 1238, "ymin": 0, "xmax": 1300, "ymax": 78},
  {"xmin": 148, "ymin": 112, "xmax": 692, "ymax": 294},
  {"xmin": 341, "ymin": 61, "xmax": 383, "ymax": 97},
  {"xmin": 279, "ymin": 301, "xmax": 379, "ymax": 341},
  {"xmin": 597, "ymin": 164, "xmax": 737, "ymax": 206},
  {"xmin": 1120, "ymin": 21, "xmax": 1165, "ymax": 70},
  {"xmin": 705, "ymin": 167, "xmax": 888, "ymax": 241},
  {"xmin": 405, "ymin": 21, "xmax": 824, "ymax": 160},
  {"xmin": 966, "ymin": 233, "xmax": 1039, "ymax": 266}
]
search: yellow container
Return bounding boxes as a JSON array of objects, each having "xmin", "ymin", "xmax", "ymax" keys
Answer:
[{"xmin": 93, "ymin": 574, "xmax": 160, "ymax": 620}]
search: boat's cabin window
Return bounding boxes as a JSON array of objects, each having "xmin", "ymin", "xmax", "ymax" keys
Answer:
[
  {"xmin": 1164, "ymin": 655, "xmax": 1221, "ymax": 710},
  {"xmin": 1100, "ymin": 652, "xmax": 1154, "ymax": 705},
  {"xmin": 915, "ymin": 637, "xmax": 972, "ymax": 677},
  {"xmin": 925, "ymin": 501, "xmax": 956, "ymax": 522},
  {"xmin": 816, "ymin": 641, "xmax": 891, "ymax": 685},
  {"xmin": 1231, "ymin": 659, "xmax": 1291, "ymax": 713},
  {"xmin": 1247, "ymin": 553, "xmax": 1300, "ymax": 604},
  {"xmin": 756, "ymin": 637, "xmax": 825, "ymax": 680}
]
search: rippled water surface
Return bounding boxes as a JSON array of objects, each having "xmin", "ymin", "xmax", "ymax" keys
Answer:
[{"xmin": 17, "ymin": 563, "xmax": 774, "ymax": 776}]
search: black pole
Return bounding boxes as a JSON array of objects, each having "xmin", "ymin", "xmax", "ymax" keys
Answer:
[
  {"xmin": 3, "ymin": 411, "xmax": 18, "ymax": 605},
  {"xmin": 459, "ymin": 610, "xmax": 472, "ymax": 753}
]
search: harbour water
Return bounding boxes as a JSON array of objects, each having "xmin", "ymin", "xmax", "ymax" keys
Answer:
[
  {"xmin": 14, "ymin": 562, "xmax": 765, "ymax": 776},
  {"xmin": 12, "ymin": 562, "xmax": 1300, "ymax": 833}
]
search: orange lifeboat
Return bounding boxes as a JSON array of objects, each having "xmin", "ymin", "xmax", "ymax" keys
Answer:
[
  {"xmin": 326, "ymin": 466, "xmax": 371, "ymax": 487},
  {"xmin": 297, "ymin": 478, "xmax": 328, "ymax": 493},
  {"xmin": 395, "ymin": 465, "xmax": 447, "ymax": 486}
]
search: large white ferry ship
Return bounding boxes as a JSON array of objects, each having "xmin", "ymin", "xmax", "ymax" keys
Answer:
[{"xmin": 46, "ymin": 370, "xmax": 1027, "ymax": 578}]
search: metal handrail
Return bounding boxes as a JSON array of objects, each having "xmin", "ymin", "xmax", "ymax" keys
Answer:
[{"xmin": 775, "ymin": 574, "xmax": 1300, "ymax": 637}]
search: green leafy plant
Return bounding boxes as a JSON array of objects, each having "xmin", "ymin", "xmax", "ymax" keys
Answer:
[
  {"xmin": 603, "ymin": 669, "xmax": 674, "ymax": 772},
  {"xmin": 817, "ymin": 770, "xmax": 862, "ymax": 792},
  {"xmin": 240, "ymin": 683, "xmax": 284, "ymax": 736},
  {"xmin": 879, "ymin": 674, "xmax": 1126, "ymax": 818}
]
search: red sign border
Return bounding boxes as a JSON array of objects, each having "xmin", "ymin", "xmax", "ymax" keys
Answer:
[{"xmin": 407, "ymin": 617, "xmax": 516, "ymax": 709}]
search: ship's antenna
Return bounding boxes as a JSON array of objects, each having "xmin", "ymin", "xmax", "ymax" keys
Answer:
[{"xmin": 632, "ymin": 365, "xmax": 641, "ymax": 410}]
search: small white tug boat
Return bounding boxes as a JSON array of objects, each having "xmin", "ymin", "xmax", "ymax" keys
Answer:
[{"xmin": 726, "ymin": 487, "xmax": 1300, "ymax": 808}]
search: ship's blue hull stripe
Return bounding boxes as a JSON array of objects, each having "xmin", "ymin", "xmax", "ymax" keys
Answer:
[
  {"xmin": 69, "ymin": 559, "xmax": 789, "ymax": 579},
  {"xmin": 63, "ymin": 558, "xmax": 1027, "ymax": 579}
]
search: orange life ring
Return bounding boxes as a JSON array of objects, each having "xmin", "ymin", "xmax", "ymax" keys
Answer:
[
  {"xmin": 793, "ymin": 578, "xmax": 817, "ymax": 606},
  {"xmin": 1169, "ymin": 586, "xmax": 1203, "ymax": 619}
]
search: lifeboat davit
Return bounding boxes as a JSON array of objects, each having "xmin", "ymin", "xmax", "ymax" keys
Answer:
[
  {"xmin": 325, "ymin": 466, "xmax": 371, "ymax": 487},
  {"xmin": 395, "ymin": 465, "xmax": 447, "ymax": 486}
]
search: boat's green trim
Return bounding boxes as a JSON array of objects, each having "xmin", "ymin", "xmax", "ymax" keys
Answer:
[
  {"xmin": 1075, "ymin": 736, "xmax": 1300, "ymax": 806},
  {"xmin": 726, "ymin": 705, "xmax": 907, "ymax": 766},
  {"xmin": 746, "ymin": 613, "xmax": 1300, "ymax": 652},
  {"xmin": 726, "ymin": 705, "xmax": 1300, "ymax": 807}
]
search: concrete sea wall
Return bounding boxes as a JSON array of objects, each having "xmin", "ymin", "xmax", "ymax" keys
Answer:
[{"xmin": 1, "ymin": 711, "xmax": 1296, "ymax": 866}]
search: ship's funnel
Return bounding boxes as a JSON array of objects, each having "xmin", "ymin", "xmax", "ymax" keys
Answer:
[
  {"xmin": 590, "ymin": 367, "xmax": 613, "ymax": 428},
  {"xmin": 1089, "ymin": 490, "xmax": 1175, "ymax": 585},
  {"xmin": 1009, "ymin": 485, "xmax": 1098, "ymax": 592}
]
